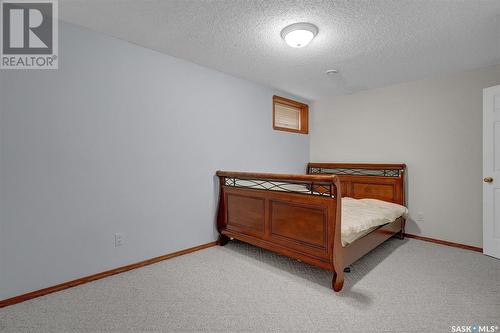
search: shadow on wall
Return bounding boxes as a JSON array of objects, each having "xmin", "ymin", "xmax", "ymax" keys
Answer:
[
  {"xmin": 212, "ymin": 174, "xmax": 221, "ymax": 240},
  {"xmin": 405, "ymin": 218, "xmax": 422, "ymax": 235},
  {"xmin": 403, "ymin": 167, "xmax": 422, "ymax": 235}
]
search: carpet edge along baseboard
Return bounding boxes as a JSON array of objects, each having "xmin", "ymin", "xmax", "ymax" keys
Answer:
[
  {"xmin": 404, "ymin": 233, "xmax": 482, "ymax": 252},
  {"xmin": 0, "ymin": 234, "xmax": 483, "ymax": 308},
  {"xmin": 0, "ymin": 241, "xmax": 218, "ymax": 308}
]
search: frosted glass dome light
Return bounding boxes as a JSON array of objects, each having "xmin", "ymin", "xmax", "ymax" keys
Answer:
[{"xmin": 281, "ymin": 23, "xmax": 318, "ymax": 48}]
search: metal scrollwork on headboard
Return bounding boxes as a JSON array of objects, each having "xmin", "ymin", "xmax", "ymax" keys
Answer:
[
  {"xmin": 223, "ymin": 177, "xmax": 334, "ymax": 197},
  {"xmin": 309, "ymin": 167, "xmax": 402, "ymax": 177}
]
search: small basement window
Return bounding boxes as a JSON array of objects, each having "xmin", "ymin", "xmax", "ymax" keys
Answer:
[{"xmin": 273, "ymin": 95, "xmax": 308, "ymax": 134}]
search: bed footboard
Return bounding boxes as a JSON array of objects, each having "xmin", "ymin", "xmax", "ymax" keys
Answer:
[
  {"xmin": 216, "ymin": 171, "xmax": 345, "ymax": 290},
  {"xmin": 216, "ymin": 163, "xmax": 406, "ymax": 292}
]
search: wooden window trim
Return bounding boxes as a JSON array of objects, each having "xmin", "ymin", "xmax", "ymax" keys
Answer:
[{"xmin": 273, "ymin": 95, "xmax": 309, "ymax": 134}]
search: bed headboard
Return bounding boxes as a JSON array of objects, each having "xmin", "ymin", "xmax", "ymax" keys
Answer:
[{"xmin": 307, "ymin": 163, "xmax": 406, "ymax": 205}]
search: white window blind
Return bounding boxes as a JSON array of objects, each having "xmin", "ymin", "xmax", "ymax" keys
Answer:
[{"xmin": 274, "ymin": 102, "xmax": 301, "ymax": 130}]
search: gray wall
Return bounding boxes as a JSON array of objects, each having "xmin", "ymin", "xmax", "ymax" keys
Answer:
[
  {"xmin": 0, "ymin": 73, "xmax": 4, "ymax": 297},
  {"xmin": 0, "ymin": 23, "xmax": 309, "ymax": 300},
  {"xmin": 310, "ymin": 65, "xmax": 500, "ymax": 248}
]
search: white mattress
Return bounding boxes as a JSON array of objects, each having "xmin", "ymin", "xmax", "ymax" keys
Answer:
[{"xmin": 341, "ymin": 197, "xmax": 408, "ymax": 246}]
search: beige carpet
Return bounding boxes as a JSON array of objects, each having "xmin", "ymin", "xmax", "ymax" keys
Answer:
[{"xmin": 0, "ymin": 238, "xmax": 499, "ymax": 332}]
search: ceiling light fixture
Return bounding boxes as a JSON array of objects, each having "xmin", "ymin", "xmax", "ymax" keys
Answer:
[{"xmin": 281, "ymin": 22, "xmax": 318, "ymax": 48}]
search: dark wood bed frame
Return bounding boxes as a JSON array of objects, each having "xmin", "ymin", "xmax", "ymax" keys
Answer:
[{"xmin": 216, "ymin": 163, "xmax": 406, "ymax": 292}]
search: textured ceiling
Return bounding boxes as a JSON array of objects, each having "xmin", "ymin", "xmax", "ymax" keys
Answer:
[{"xmin": 59, "ymin": 0, "xmax": 500, "ymax": 100}]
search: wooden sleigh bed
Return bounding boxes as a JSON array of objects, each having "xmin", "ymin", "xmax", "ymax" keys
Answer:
[{"xmin": 216, "ymin": 163, "xmax": 406, "ymax": 292}]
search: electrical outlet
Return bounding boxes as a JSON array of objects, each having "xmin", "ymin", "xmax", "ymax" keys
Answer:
[
  {"xmin": 115, "ymin": 233, "xmax": 124, "ymax": 247},
  {"xmin": 415, "ymin": 212, "xmax": 424, "ymax": 223}
]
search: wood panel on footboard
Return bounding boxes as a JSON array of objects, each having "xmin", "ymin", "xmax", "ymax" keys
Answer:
[{"xmin": 216, "ymin": 163, "xmax": 406, "ymax": 292}]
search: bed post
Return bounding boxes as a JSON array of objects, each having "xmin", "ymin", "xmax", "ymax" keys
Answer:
[
  {"xmin": 330, "ymin": 176, "xmax": 345, "ymax": 292},
  {"xmin": 398, "ymin": 167, "xmax": 406, "ymax": 240},
  {"xmin": 398, "ymin": 218, "xmax": 406, "ymax": 240},
  {"xmin": 332, "ymin": 271, "xmax": 344, "ymax": 291},
  {"xmin": 216, "ymin": 174, "xmax": 230, "ymax": 246}
]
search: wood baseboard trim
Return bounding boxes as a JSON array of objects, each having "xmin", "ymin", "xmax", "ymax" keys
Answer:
[
  {"xmin": 0, "ymin": 241, "xmax": 218, "ymax": 309},
  {"xmin": 404, "ymin": 233, "xmax": 482, "ymax": 253}
]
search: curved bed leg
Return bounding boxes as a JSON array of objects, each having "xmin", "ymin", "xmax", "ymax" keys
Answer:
[
  {"xmin": 399, "ymin": 218, "xmax": 406, "ymax": 239},
  {"xmin": 218, "ymin": 234, "xmax": 229, "ymax": 246},
  {"xmin": 332, "ymin": 270, "xmax": 344, "ymax": 292}
]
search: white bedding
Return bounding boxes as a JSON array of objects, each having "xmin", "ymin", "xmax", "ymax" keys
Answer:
[{"xmin": 341, "ymin": 197, "xmax": 408, "ymax": 246}]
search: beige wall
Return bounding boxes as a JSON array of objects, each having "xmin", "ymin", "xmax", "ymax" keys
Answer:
[{"xmin": 310, "ymin": 65, "xmax": 500, "ymax": 247}]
